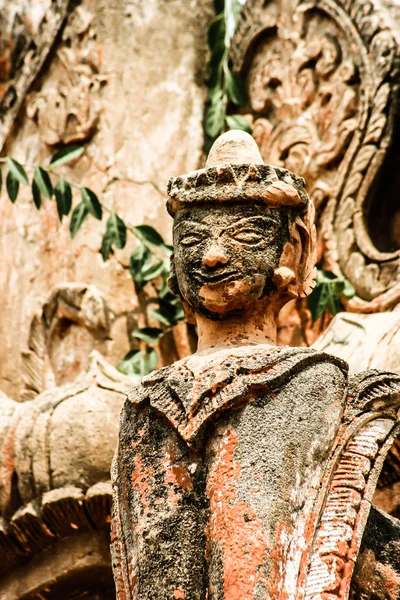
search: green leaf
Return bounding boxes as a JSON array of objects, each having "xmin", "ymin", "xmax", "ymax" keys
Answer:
[
  {"xmin": 132, "ymin": 327, "xmax": 164, "ymax": 344},
  {"xmin": 117, "ymin": 348, "xmax": 158, "ymax": 379},
  {"xmin": 149, "ymin": 307, "xmax": 174, "ymax": 327},
  {"xmin": 100, "ymin": 233, "xmax": 113, "ymax": 261},
  {"xmin": 54, "ymin": 179, "xmax": 72, "ymax": 220},
  {"xmin": 213, "ymin": 0, "xmax": 224, "ymax": 13},
  {"xmin": 129, "ymin": 244, "xmax": 153, "ymax": 292},
  {"xmin": 6, "ymin": 157, "xmax": 28, "ymax": 185},
  {"xmin": 307, "ymin": 269, "xmax": 349, "ymax": 321},
  {"xmin": 6, "ymin": 171, "xmax": 19, "ymax": 203},
  {"xmin": 106, "ymin": 213, "xmax": 127, "ymax": 249},
  {"xmin": 142, "ymin": 260, "xmax": 165, "ymax": 281},
  {"xmin": 225, "ymin": 68, "xmax": 247, "ymax": 106},
  {"xmin": 50, "ymin": 145, "xmax": 84, "ymax": 167},
  {"xmin": 117, "ymin": 350, "xmax": 142, "ymax": 379},
  {"xmin": 81, "ymin": 187, "xmax": 102, "ymax": 220},
  {"xmin": 226, "ymin": 114, "xmax": 252, "ymax": 133},
  {"xmin": 343, "ymin": 279, "xmax": 356, "ymax": 300},
  {"xmin": 142, "ymin": 347, "xmax": 159, "ymax": 373},
  {"xmin": 208, "ymin": 14, "xmax": 226, "ymax": 48},
  {"xmin": 205, "ymin": 94, "xmax": 226, "ymax": 139},
  {"xmin": 33, "ymin": 166, "xmax": 53, "ymax": 199},
  {"xmin": 70, "ymin": 202, "xmax": 89, "ymax": 238},
  {"xmin": 150, "ymin": 299, "xmax": 184, "ymax": 326},
  {"xmin": 133, "ymin": 224, "xmax": 166, "ymax": 248},
  {"xmin": 32, "ymin": 179, "xmax": 41, "ymax": 209},
  {"xmin": 206, "ymin": 42, "xmax": 226, "ymax": 88}
]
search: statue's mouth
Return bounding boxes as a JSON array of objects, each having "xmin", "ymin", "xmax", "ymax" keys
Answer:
[{"xmin": 193, "ymin": 270, "xmax": 240, "ymax": 285}]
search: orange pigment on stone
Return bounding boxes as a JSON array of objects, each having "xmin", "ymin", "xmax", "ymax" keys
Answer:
[{"xmin": 206, "ymin": 428, "xmax": 268, "ymax": 599}]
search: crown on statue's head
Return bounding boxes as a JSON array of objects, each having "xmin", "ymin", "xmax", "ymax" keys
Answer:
[{"xmin": 167, "ymin": 130, "xmax": 309, "ymax": 217}]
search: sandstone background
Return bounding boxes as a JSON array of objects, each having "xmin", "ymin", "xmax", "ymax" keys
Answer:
[{"xmin": 0, "ymin": 0, "xmax": 213, "ymax": 399}]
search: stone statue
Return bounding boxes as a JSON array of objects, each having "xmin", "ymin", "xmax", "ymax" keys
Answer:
[{"xmin": 111, "ymin": 131, "xmax": 400, "ymax": 599}]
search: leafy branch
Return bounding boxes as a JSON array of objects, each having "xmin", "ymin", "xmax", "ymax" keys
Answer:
[
  {"xmin": 0, "ymin": 146, "xmax": 184, "ymax": 380},
  {"xmin": 307, "ymin": 268, "xmax": 355, "ymax": 322},
  {"xmin": 204, "ymin": 0, "xmax": 250, "ymax": 142}
]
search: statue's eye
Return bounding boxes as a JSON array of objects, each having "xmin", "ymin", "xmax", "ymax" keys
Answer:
[
  {"xmin": 232, "ymin": 230, "xmax": 264, "ymax": 245},
  {"xmin": 179, "ymin": 233, "xmax": 207, "ymax": 247}
]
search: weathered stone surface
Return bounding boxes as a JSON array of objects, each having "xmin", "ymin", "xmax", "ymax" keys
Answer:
[
  {"xmin": 0, "ymin": 351, "xmax": 131, "ymax": 580},
  {"xmin": 0, "ymin": 530, "xmax": 115, "ymax": 600},
  {"xmin": 0, "ymin": 0, "xmax": 212, "ymax": 399},
  {"xmin": 351, "ymin": 506, "xmax": 400, "ymax": 599}
]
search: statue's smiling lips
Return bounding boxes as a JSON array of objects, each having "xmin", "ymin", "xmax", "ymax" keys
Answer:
[{"xmin": 193, "ymin": 269, "xmax": 240, "ymax": 285}]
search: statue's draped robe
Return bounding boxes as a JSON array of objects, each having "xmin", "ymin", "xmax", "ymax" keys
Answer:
[{"xmin": 111, "ymin": 346, "xmax": 348, "ymax": 599}]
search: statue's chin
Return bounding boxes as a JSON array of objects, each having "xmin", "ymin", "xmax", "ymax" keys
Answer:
[{"xmin": 198, "ymin": 276, "xmax": 265, "ymax": 315}]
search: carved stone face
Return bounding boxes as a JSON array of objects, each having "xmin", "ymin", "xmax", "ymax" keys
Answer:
[{"xmin": 173, "ymin": 204, "xmax": 289, "ymax": 319}]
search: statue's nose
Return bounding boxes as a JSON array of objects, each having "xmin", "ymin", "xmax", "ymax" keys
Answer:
[{"xmin": 202, "ymin": 244, "xmax": 229, "ymax": 268}]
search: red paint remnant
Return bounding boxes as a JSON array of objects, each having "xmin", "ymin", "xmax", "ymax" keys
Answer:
[
  {"xmin": 132, "ymin": 455, "xmax": 154, "ymax": 512},
  {"xmin": 206, "ymin": 428, "xmax": 268, "ymax": 599},
  {"xmin": 162, "ymin": 443, "xmax": 193, "ymax": 491},
  {"xmin": 173, "ymin": 588, "xmax": 185, "ymax": 599},
  {"xmin": 130, "ymin": 427, "xmax": 154, "ymax": 512}
]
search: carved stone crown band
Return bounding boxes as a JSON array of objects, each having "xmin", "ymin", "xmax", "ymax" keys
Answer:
[{"xmin": 167, "ymin": 131, "xmax": 309, "ymax": 215}]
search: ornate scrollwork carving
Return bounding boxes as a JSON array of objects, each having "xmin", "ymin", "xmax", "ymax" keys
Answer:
[{"xmin": 231, "ymin": 0, "xmax": 400, "ymax": 311}]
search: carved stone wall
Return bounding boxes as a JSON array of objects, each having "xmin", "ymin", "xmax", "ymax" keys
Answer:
[
  {"xmin": 231, "ymin": 0, "xmax": 400, "ymax": 314},
  {"xmin": 0, "ymin": 0, "xmax": 212, "ymax": 399}
]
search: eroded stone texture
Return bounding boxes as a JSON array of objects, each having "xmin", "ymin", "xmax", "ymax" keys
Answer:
[
  {"xmin": 0, "ymin": 0, "xmax": 212, "ymax": 398},
  {"xmin": 112, "ymin": 131, "xmax": 400, "ymax": 598}
]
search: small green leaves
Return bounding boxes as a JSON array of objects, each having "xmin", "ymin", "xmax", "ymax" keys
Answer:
[
  {"xmin": 33, "ymin": 166, "xmax": 53, "ymax": 199},
  {"xmin": 81, "ymin": 187, "xmax": 102, "ymax": 220},
  {"xmin": 117, "ymin": 348, "xmax": 158, "ymax": 380},
  {"xmin": 106, "ymin": 213, "xmax": 127, "ymax": 249},
  {"xmin": 50, "ymin": 145, "xmax": 84, "ymax": 167},
  {"xmin": 204, "ymin": 0, "xmax": 247, "ymax": 143},
  {"xmin": 100, "ymin": 213, "xmax": 127, "ymax": 262},
  {"xmin": 55, "ymin": 179, "xmax": 72, "ymax": 220},
  {"xmin": 132, "ymin": 327, "xmax": 164, "ymax": 344},
  {"xmin": 225, "ymin": 69, "xmax": 247, "ymax": 106},
  {"xmin": 129, "ymin": 244, "xmax": 153, "ymax": 292},
  {"xmin": 225, "ymin": 114, "xmax": 252, "ymax": 133},
  {"xmin": 70, "ymin": 202, "xmax": 89, "ymax": 238},
  {"xmin": 6, "ymin": 157, "xmax": 28, "ymax": 185},
  {"xmin": 307, "ymin": 269, "xmax": 356, "ymax": 322},
  {"xmin": 100, "ymin": 234, "xmax": 113, "ymax": 261},
  {"xmin": 208, "ymin": 13, "xmax": 226, "ymax": 48},
  {"xmin": 133, "ymin": 224, "xmax": 165, "ymax": 248},
  {"xmin": 32, "ymin": 179, "xmax": 41, "ymax": 209},
  {"xmin": 6, "ymin": 171, "xmax": 19, "ymax": 203},
  {"xmin": 205, "ymin": 93, "xmax": 226, "ymax": 139}
]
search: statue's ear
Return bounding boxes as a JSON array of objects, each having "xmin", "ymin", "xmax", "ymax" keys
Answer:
[
  {"xmin": 168, "ymin": 254, "xmax": 180, "ymax": 295},
  {"xmin": 278, "ymin": 202, "xmax": 317, "ymax": 298},
  {"xmin": 168, "ymin": 255, "xmax": 197, "ymax": 324}
]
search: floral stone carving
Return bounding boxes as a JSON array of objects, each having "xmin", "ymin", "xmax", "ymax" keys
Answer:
[
  {"xmin": 111, "ymin": 131, "xmax": 400, "ymax": 599},
  {"xmin": 231, "ymin": 0, "xmax": 400, "ymax": 312}
]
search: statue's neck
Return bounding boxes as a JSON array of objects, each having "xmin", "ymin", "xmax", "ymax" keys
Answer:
[{"xmin": 195, "ymin": 304, "xmax": 278, "ymax": 352}]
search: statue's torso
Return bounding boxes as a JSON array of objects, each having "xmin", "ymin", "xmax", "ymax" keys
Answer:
[{"xmin": 112, "ymin": 345, "xmax": 349, "ymax": 599}]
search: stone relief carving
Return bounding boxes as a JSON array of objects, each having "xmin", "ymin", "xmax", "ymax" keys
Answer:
[
  {"xmin": 0, "ymin": 0, "xmax": 70, "ymax": 152},
  {"xmin": 231, "ymin": 0, "xmax": 400, "ymax": 312},
  {"xmin": 0, "ymin": 350, "xmax": 135, "ymax": 596},
  {"xmin": 21, "ymin": 283, "xmax": 111, "ymax": 401},
  {"xmin": 111, "ymin": 131, "xmax": 400, "ymax": 599},
  {"xmin": 27, "ymin": 5, "xmax": 103, "ymax": 146}
]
